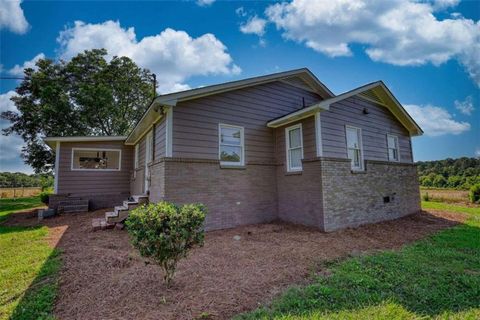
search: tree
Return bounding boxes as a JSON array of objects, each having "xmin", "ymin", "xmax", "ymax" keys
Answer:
[
  {"xmin": 125, "ymin": 202, "xmax": 207, "ymax": 287},
  {"xmin": 1, "ymin": 49, "xmax": 154, "ymax": 173}
]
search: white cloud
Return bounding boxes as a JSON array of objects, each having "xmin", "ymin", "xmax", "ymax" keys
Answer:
[
  {"xmin": 236, "ymin": 7, "xmax": 247, "ymax": 17},
  {"xmin": 265, "ymin": 0, "xmax": 480, "ymax": 87},
  {"xmin": 454, "ymin": 96, "xmax": 475, "ymax": 115},
  {"xmin": 475, "ymin": 148, "xmax": 480, "ymax": 158},
  {"xmin": 196, "ymin": 0, "xmax": 215, "ymax": 7},
  {"xmin": 240, "ymin": 15, "xmax": 267, "ymax": 36},
  {"xmin": 56, "ymin": 20, "xmax": 240, "ymax": 93},
  {"xmin": 0, "ymin": 0, "xmax": 29, "ymax": 34},
  {"xmin": 404, "ymin": 104, "xmax": 470, "ymax": 136},
  {"xmin": 0, "ymin": 90, "xmax": 18, "ymax": 113},
  {"xmin": 431, "ymin": 0, "xmax": 460, "ymax": 10},
  {"xmin": 8, "ymin": 53, "xmax": 45, "ymax": 76},
  {"xmin": 0, "ymin": 91, "xmax": 24, "ymax": 163}
]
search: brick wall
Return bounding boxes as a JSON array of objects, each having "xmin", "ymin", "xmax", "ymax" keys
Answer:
[
  {"xmin": 320, "ymin": 158, "xmax": 421, "ymax": 231},
  {"xmin": 149, "ymin": 158, "xmax": 277, "ymax": 231},
  {"xmin": 276, "ymin": 159, "xmax": 324, "ymax": 229}
]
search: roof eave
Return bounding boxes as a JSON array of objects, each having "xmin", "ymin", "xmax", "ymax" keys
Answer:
[
  {"xmin": 43, "ymin": 136, "xmax": 127, "ymax": 149},
  {"xmin": 267, "ymin": 104, "xmax": 330, "ymax": 128}
]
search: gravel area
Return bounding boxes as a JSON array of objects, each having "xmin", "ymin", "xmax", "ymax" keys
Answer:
[{"xmin": 4, "ymin": 209, "xmax": 465, "ymax": 320}]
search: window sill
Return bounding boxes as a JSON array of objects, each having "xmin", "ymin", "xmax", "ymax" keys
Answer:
[
  {"xmin": 220, "ymin": 164, "xmax": 246, "ymax": 170},
  {"xmin": 285, "ymin": 170, "xmax": 302, "ymax": 176},
  {"xmin": 351, "ymin": 169, "xmax": 367, "ymax": 174}
]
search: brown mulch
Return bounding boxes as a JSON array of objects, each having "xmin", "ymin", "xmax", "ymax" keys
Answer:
[{"xmin": 3, "ymin": 209, "xmax": 467, "ymax": 320}]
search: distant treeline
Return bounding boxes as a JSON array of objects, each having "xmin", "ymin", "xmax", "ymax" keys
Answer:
[
  {"xmin": 0, "ymin": 172, "xmax": 53, "ymax": 189},
  {"xmin": 417, "ymin": 157, "xmax": 480, "ymax": 190}
]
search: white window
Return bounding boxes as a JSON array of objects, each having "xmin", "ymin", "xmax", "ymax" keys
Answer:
[
  {"xmin": 285, "ymin": 124, "xmax": 303, "ymax": 172},
  {"xmin": 346, "ymin": 126, "xmax": 363, "ymax": 171},
  {"xmin": 219, "ymin": 124, "xmax": 244, "ymax": 166},
  {"xmin": 71, "ymin": 148, "xmax": 121, "ymax": 171},
  {"xmin": 387, "ymin": 134, "xmax": 400, "ymax": 162}
]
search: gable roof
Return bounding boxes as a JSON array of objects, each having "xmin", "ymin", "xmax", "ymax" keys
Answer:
[
  {"xmin": 267, "ymin": 81, "xmax": 423, "ymax": 136},
  {"xmin": 125, "ymin": 68, "xmax": 334, "ymax": 144}
]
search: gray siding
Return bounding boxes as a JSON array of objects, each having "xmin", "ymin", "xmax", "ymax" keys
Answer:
[
  {"xmin": 57, "ymin": 141, "xmax": 133, "ymax": 196},
  {"xmin": 154, "ymin": 117, "xmax": 166, "ymax": 159},
  {"xmin": 320, "ymin": 96, "xmax": 413, "ymax": 162},
  {"xmin": 172, "ymin": 80, "xmax": 323, "ymax": 163},
  {"xmin": 275, "ymin": 116, "xmax": 317, "ymax": 165}
]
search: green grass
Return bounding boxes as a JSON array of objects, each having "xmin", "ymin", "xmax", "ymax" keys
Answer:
[
  {"xmin": 422, "ymin": 201, "xmax": 480, "ymax": 215},
  {"xmin": 0, "ymin": 225, "xmax": 61, "ymax": 320},
  {"xmin": 0, "ymin": 196, "xmax": 44, "ymax": 223},
  {"xmin": 236, "ymin": 204, "xmax": 480, "ymax": 320}
]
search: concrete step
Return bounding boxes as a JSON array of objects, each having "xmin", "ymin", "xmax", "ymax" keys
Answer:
[
  {"xmin": 107, "ymin": 210, "xmax": 130, "ymax": 224},
  {"xmin": 123, "ymin": 200, "xmax": 139, "ymax": 210},
  {"xmin": 131, "ymin": 195, "xmax": 149, "ymax": 204},
  {"xmin": 114, "ymin": 205, "xmax": 128, "ymax": 214},
  {"xmin": 92, "ymin": 218, "xmax": 114, "ymax": 231},
  {"xmin": 105, "ymin": 211, "xmax": 117, "ymax": 218}
]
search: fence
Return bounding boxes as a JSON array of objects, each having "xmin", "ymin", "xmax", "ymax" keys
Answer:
[{"xmin": 0, "ymin": 187, "xmax": 42, "ymax": 199}]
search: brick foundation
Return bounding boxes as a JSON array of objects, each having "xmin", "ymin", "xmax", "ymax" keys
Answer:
[
  {"xmin": 140, "ymin": 157, "xmax": 421, "ymax": 232},
  {"xmin": 319, "ymin": 158, "xmax": 421, "ymax": 231}
]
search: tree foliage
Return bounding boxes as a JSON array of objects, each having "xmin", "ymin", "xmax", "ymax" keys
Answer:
[
  {"xmin": 125, "ymin": 202, "xmax": 207, "ymax": 287},
  {"xmin": 417, "ymin": 157, "xmax": 480, "ymax": 190},
  {"xmin": 0, "ymin": 172, "xmax": 53, "ymax": 189},
  {"xmin": 1, "ymin": 49, "xmax": 154, "ymax": 173}
]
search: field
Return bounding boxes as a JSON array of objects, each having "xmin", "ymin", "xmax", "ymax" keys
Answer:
[
  {"xmin": 0, "ymin": 187, "xmax": 42, "ymax": 199},
  {"xmin": 0, "ymin": 196, "xmax": 45, "ymax": 222},
  {"xmin": 420, "ymin": 187, "xmax": 470, "ymax": 204}
]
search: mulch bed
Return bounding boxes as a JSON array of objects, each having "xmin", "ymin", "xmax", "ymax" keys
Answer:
[{"xmin": 4, "ymin": 209, "xmax": 466, "ymax": 320}]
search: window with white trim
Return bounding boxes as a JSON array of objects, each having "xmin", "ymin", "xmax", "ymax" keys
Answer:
[
  {"xmin": 286, "ymin": 124, "xmax": 303, "ymax": 172},
  {"xmin": 387, "ymin": 134, "xmax": 400, "ymax": 162},
  {"xmin": 72, "ymin": 149, "xmax": 121, "ymax": 171},
  {"xmin": 346, "ymin": 126, "xmax": 363, "ymax": 171},
  {"xmin": 219, "ymin": 124, "xmax": 244, "ymax": 166}
]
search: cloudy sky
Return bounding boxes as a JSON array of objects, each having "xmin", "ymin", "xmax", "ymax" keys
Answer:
[{"xmin": 0, "ymin": 0, "xmax": 479, "ymax": 173}]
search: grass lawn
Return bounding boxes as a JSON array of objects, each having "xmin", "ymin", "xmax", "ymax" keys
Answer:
[
  {"xmin": 422, "ymin": 201, "xmax": 480, "ymax": 215},
  {"xmin": 0, "ymin": 196, "xmax": 45, "ymax": 223},
  {"xmin": 0, "ymin": 196, "xmax": 60, "ymax": 320},
  {"xmin": 237, "ymin": 204, "xmax": 480, "ymax": 319}
]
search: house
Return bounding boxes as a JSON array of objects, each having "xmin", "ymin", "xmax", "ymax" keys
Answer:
[{"xmin": 44, "ymin": 68, "xmax": 423, "ymax": 232}]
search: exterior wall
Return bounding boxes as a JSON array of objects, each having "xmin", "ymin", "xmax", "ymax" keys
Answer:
[
  {"xmin": 320, "ymin": 158, "xmax": 421, "ymax": 231},
  {"xmin": 150, "ymin": 158, "xmax": 277, "ymax": 231},
  {"xmin": 56, "ymin": 141, "xmax": 133, "ymax": 209},
  {"xmin": 171, "ymin": 80, "xmax": 323, "ymax": 163},
  {"xmin": 320, "ymin": 96, "xmax": 413, "ymax": 162},
  {"xmin": 154, "ymin": 118, "xmax": 167, "ymax": 159},
  {"xmin": 130, "ymin": 134, "xmax": 146, "ymax": 195},
  {"xmin": 274, "ymin": 116, "xmax": 324, "ymax": 228}
]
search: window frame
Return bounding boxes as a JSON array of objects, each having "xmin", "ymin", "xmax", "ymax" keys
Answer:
[
  {"xmin": 218, "ymin": 123, "xmax": 245, "ymax": 167},
  {"xmin": 71, "ymin": 147, "xmax": 122, "ymax": 172},
  {"xmin": 285, "ymin": 123, "xmax": 304, "ymax": 172},
  {"xmin": 345, "ymin": 125, "xmax": 364, "ymax": 171},
  {"xmin": 387, "ymin": 134, "xmax": 400, "ymax": 162}
]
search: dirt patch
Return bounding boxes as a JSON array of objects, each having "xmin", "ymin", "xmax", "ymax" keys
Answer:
[{"xmin": 4, "ymin": 209, "xmax": 466, "ymax": 320}]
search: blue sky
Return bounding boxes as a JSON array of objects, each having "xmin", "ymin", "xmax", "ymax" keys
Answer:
[{"xmin": 1, "ymin": 0, "xmax": 479, "ymax": 173}]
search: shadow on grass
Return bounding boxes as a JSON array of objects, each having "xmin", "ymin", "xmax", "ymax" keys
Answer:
[
  {"xmin": 0, "ymin": 220, "xmax": 63, "ymax": 320},
  {"xmin": 237, "ymin": 215, "xmax": 480, "ymax": 319}
]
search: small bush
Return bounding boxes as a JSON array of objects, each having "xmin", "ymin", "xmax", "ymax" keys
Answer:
[
  {"xmin": 422, "ymin": 192, "xmax": 430, "ymax": 202},
  {"xmin": 469, "ymin": 184, "xmax": 480, "ymax": 203},
  {"xmin": 125, "ymin": 202, "xmax": 207, "ymax": 286},
  {"xmin": 39, "ymin": 190, "xmax": 52, "ymax": 205}
]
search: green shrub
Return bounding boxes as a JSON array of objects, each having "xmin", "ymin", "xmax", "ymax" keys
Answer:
[
  {"xmin": 125, "ymin": 202, "xmax": 207, "ymax": 286},
  {"xmin": 469, "ymin": 184, "xmax": 480, "ymax": 203},
  {"xmin": 422, "ymin": 192, "xmax": 430, "ymax": 202},
  {"xmin": 39, "ymin": 190, "xmax": 52, "ymax": 205}
]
